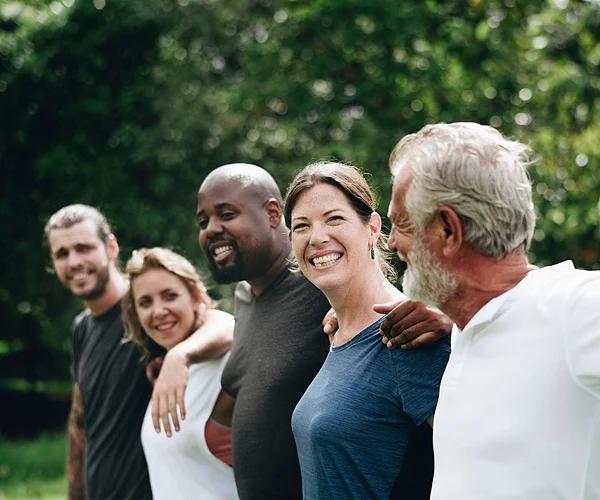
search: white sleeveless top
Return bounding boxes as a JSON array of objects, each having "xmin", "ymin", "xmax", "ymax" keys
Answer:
[{"xmin": 141, "ymin": 354, "xmax": 238, "ymax": 499}]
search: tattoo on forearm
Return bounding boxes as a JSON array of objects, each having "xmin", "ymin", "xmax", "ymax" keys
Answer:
[{"xmin": 67, "ymin": 385, "xmax": 86, "ymax": 500}]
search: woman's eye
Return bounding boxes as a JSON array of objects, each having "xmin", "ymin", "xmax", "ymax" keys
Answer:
[
  {"xmin": 137, "ymin": 299, "xmax": 151, "ymax": 308},
  {"xmin": 328, "ymin": 215, "xmax": 344, "ymax": 223},
  {"xmin": 292, "ymin": 223, "xmax": 308, "ymax": 232}
]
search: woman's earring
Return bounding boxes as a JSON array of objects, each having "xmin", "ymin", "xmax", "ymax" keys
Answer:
[{"xmin": 369, "ymin": 242, "xmax": 375, "ymax": 260}]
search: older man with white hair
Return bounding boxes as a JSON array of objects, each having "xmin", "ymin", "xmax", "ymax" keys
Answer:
[{"xmin": 386, "ymin": 122, "xmax": 600, "ymax": 499}]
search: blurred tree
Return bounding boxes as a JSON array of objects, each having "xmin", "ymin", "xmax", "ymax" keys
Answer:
[{"xmin": 0, "ymin": 0, "xmax": 598, "ymax": 399}]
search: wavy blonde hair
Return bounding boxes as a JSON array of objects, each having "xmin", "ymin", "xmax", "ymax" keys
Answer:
[{"xmin": 122, "ymin": 247, "xmax": 215, "ymax": 358}]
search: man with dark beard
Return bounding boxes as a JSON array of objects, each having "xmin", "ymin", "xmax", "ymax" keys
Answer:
[
  {"xmin": 195, "ymin": 164, "xmax": 331, "ymax": 499},
  {"xmin": 191, "ymin": 163, "xmax": 453, "ymax": 500},
  {"xmin": 46, "ymin": 204, "xmax": 231, "ymax": 500}
]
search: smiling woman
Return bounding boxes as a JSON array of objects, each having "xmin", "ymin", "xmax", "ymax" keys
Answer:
[
  {"xmin": 283, "ymin": 162, "xmax": 450, "ymax": 499},
  {"xmin": 121, "ymin": 248, "xmax": 238, "ymax": 500}
]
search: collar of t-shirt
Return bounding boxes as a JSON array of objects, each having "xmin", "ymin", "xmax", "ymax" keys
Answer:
[{"xmin": 450, "ymin": 260, "xmax": 575, "ymax": 349}]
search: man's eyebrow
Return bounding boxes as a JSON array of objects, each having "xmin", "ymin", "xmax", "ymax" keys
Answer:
[
  {"xmin": 197, "ymin": 202, "xmax": 239, "ymax": 218},
  {"xmin": 215, "ymin": 202, "xmax": 238, "ymax": 210}
]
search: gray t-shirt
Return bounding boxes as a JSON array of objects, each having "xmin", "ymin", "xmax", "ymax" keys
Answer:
[
  {"xmin": 221, "ymin": 267, "xmax": 331, "ymax": 500},
  {"xmin": 72, "ymin": 301, "xmax": 152, "ymax": 500}
]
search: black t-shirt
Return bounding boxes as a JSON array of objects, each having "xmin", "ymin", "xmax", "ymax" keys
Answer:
[
  {"xmin": 222, "ymin": 268, "xmax": 331, "ymax": 500},
  {"xmin": 72, "ymin": 301, "xmax": 152, "ymax": 500}
]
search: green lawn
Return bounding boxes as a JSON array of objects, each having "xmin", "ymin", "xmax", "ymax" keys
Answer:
[{"xmin": 0, "ymin": 433, "xmax": 66, "ymax": 500}]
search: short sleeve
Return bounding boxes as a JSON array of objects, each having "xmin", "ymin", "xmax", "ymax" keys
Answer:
[
  {"xmin": 391, "ymin": 339, "xmax": 450, "ymax": 425},
  {"xmin": 565, "ymin": 272, "xmax": 600, "ymax": 399}
]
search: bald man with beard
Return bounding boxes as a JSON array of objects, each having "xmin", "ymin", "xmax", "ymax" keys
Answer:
[{"xmin": 183, "ymin": 164, "xmax": 452, "ymax": 499}]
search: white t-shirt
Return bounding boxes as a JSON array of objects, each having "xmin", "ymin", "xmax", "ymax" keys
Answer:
[
  {"xmin": 431, "ymin": 261, "xmax": 600, "ymax": 499},
  {"xmin": 141, "ymin": 354, "xmax": 238, "ymax": 499}
]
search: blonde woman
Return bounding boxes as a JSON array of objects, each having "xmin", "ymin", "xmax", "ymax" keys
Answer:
[{"xmin": 123, "ymin": 247, "xmax": 237, "ymax": 499}]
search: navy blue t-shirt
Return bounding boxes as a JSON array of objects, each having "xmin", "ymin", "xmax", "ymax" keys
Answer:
[{"xmin": 292, "ymin": 317, "xmax": 450, "ymax": 499}]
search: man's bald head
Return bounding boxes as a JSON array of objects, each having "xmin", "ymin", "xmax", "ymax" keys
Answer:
[
  {"xmin": 196, "ymin": 163, "xmax": 289, "ymax": 287},
  {"xmin": 199, "ymin": 163, "xmax": 283, "ymax": 204}
]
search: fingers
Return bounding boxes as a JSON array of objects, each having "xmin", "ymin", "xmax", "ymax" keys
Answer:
[
  {"xmin": 160, "ymin": 400, "xmax": 173, "ymax": 437},
  {"xmin": 149, "ymin": 349, "xmax": 190, "ymax": 436},
  {"xmin": 176, "ymin": 386, "xmax": 186, "ymax": 422},
  {"xmin": 322, "ymin": 308, "xmax": 338, "ymax": 335},
  {"xmin": 151, "ymin": 397, "xmax": 184, "ymax": 437},
  {"xmin": 372, "ymin": 300, "xmax": 403, "ymax": 315},
  {"xmin": 379, "ymin": 300, "xmax": 416, "ymax": 338},
  {"xmin": 167, "ymin": 392, "xmax": 179, "ymax": 434},
  {"xmin": 379, "ymin": 299, "xmax": 453, "ymax": 349},
  {"xmin": 383, "ymin": 330, "xmax": 438, "ymax": 350},
  {"xmin": 151, "ymin": 396, "xmax": 161, "ymax": 434}
]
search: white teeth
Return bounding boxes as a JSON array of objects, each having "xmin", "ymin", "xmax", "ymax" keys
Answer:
[
  {"xmin": 214, "ymin": 245, "xmax": 233, "ymax": 256},
  {"xmin": 155, "ymin": 322, "xmax": 176, "ymax": 331},
  {"xmin": 71, "ymin": 273, "xmax": 89, "ymax": 280},
  {"xmin": 312, "ymin": 253, "xmax": 341, "ymax": 267}
]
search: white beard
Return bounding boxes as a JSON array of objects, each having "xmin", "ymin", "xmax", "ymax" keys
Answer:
[{"xmin": 402, "ymin": 236, "xmax": 458, "ymax": 308}]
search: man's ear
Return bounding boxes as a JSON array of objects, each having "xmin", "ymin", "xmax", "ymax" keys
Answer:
[
  {"xmin": 436, "ymin": 206, "xmax": 463, "ymax": 257},
  {"xmin": 265, "ymin": 199, "xmax": 283, "ymax": 228},
  {"xmin": 106, "ymin": 233, "xmax": 120, "ymax": 262}
]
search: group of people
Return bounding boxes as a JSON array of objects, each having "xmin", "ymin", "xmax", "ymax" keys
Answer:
[{"xmin": 44, "ymin": 121, "xmax": 600, "ymax": 500}]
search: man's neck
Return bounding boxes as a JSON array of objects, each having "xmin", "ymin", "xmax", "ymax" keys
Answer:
[
  {"xmin": 248, "ymin": 237, "xmax": 291, "ymax": 297},
  {"xmin": 84, "ymin": 270, "xmax": 128, "ymax": 317},
  {"xmin": 445, "ymin": 251, "xmax": 536, "ymax": 329}
]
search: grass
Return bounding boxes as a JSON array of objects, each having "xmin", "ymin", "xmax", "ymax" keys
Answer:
[{"xmin": 0, "ymin": 433, "xmax": 66, "ymax": 500}]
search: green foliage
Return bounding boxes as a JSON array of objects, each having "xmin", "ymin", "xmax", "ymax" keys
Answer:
[
  {"xmin": 0, "ymin": 432, "xmax": 66, "ymax": 499},
  {"xmin": 1, "ymin": 0, "xmax": 598, "ymax": 402}
]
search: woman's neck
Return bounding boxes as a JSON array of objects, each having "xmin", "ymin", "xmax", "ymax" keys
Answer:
[{"xmin": 327, "ymin": 271, "xmax": 403, "ymax": 346}]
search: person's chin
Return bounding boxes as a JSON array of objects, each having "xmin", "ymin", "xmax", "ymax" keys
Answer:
[
  {"xmin": 209, "ymin": 263, "xmax": 245, "ymax": 284},
  {"xmin": 71, "ymin": 283, "xmax": 94, "ymax": 298},
  {"xmin": 78, "ymin": 284, "xmax": 107, "ymax": 301}
]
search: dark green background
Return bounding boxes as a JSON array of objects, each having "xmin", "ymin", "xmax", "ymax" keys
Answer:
[{"xmin": 1, "ymin": 0, "xmax": 598, "ymax": 432}]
